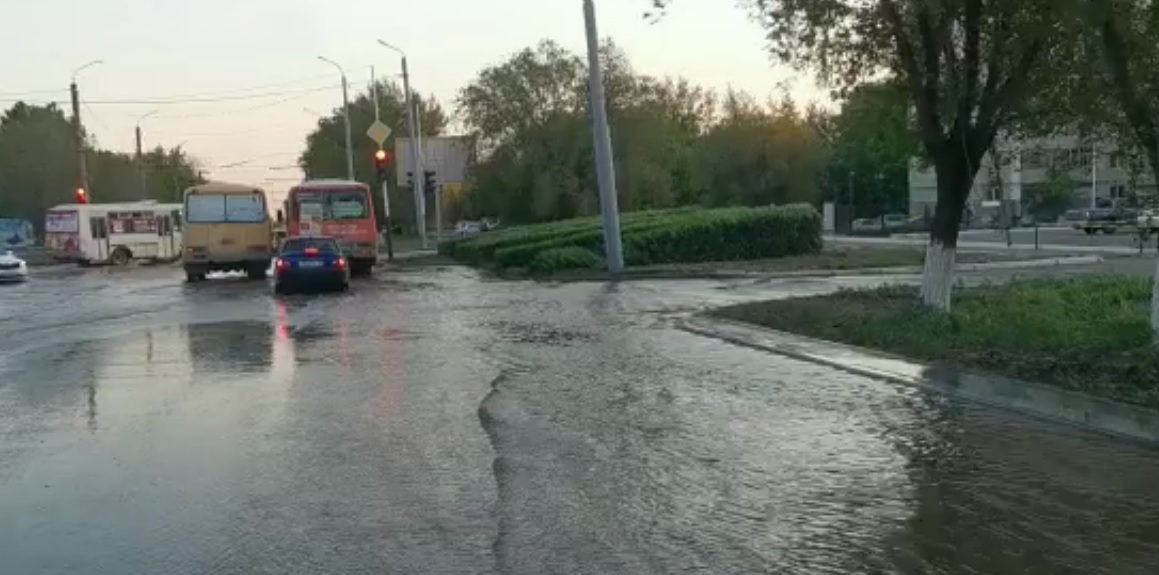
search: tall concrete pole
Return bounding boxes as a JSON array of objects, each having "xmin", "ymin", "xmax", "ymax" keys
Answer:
[
  {"xmin": 71, "ymin": 60, "xmax": 102, "ymax": 200},
  {"xmin": 583, "ymin": 0, "xmax": 624, "ymax": 273},
  {"xmin": 136, "ymin": 109, "xmax": 158, "ymax": 200}
]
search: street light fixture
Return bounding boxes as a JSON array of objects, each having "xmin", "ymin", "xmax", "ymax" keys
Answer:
[
  {"xmin": 377, "ymin": 39, "xmax": 428, "ymax": 248},
  {"xmin": 317, "ymin": 56, "xmax": 354, "ymax": 181}
]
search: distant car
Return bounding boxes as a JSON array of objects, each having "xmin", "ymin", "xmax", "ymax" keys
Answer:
[
  {"xmin": 273, "ymin": 236, "xmax": 350, "ymax": 295},
  {"xmin": 0, "ymin": 250, "xmax": 28, "ymax": 283},
  {"xmin": 454, "ymin": 221, "xmax": 483, "ymax": 238},
  {"xmin": 481, "ymin": 217, "xmax": 501, "ymax": 232},
  {"xmin": 882, "ymin": 213, "xmax": 908, "ymax": 230}
]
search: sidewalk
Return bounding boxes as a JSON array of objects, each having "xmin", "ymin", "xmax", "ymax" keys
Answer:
[
  {"xmin": 681, "ymin": 314, "xmax": 1159, "ymax": 444},
  {"xmin": 830, "ymin": 234, "xmax": 1143, "ymax": 255}
]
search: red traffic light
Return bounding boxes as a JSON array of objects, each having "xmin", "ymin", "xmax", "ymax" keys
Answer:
[
  {"xmin": 75, "ymin": 188, "xmax": 88, "ymax": 204},
  {"xmin": 374, "ymin": 149, "xmax": 390, "ymax": 163}
]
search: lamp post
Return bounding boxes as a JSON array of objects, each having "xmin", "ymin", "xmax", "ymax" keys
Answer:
[
  {"xmin": 71, "ymin": 60, "xmax": 103, "ymax": 200},
  {"xmin": 377, "ymin": 39, "xmax": 428, "ymax": 248},
  {"xmin": 317, "ymin": 56, "xmax": 354, "ymax": 181}
]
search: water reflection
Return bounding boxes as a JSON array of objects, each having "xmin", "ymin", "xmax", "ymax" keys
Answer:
[
  {"xmin": 183, "ymin": 320, "xmax": 274, "ymax": 377},
  {"xmin": 881, "ymin": 395, "xmax": 1159, "ymax": 574}
]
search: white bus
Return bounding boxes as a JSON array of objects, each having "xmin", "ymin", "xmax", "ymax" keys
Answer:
[{"xmin": 44, "ymin": 201, "xmax": 184, "ymax": 266}]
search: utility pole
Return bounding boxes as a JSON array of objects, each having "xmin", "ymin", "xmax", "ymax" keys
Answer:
[
  {"xmin": 378, "ymin": 40, "xmax": 427, "ymax": 248},
  {"xmin": 70, "ymin": 60, "xmax": 102, "ymax": 200},
  {"xmin": 136, "ymin": 109, "xmax": 158, "ymax": 200},
  {"xmin": 583, "ymin": 0, "xmax": 624, "ymax": 274},
  {"xmin": 135, "ymin": 125, "xmax": 144, "ymax": 198}
]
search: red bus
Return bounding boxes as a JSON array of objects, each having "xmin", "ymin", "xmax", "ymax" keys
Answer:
[{"xmin": 284, "ymin": 179, "xmax": 378, "ymax": 275}]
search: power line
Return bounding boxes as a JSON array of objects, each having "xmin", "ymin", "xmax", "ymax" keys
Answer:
[{"xmin": 84, "ymin": 84, "xmax": 341, "ymax": 106}]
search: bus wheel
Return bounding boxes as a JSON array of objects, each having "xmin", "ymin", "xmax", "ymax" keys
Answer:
[{"xmin": 110, "ymin": 247, "xmax": 132, "ymax": 266}]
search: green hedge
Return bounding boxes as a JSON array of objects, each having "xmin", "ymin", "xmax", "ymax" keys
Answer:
[
  {"xmin": 528, "ymin": 246, "xmax": 603, "ymax": 274},
  {"xmin": 442, "ymin": 204, "xmax": 821, "ymax": 272}
]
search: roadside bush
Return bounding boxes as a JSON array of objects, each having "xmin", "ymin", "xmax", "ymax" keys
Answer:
[
  {"xmin": 446, "ymin": 204, "xmax": 822, "ymax": 270},
  {"xmin": 527, "ymin": 246, "xmax": 603, "ymax": 274}
]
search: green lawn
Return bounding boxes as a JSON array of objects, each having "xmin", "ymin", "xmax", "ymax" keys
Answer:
[{"xmin": 713, "ymin": 277, "xmax": 1159, "ymax": 408}]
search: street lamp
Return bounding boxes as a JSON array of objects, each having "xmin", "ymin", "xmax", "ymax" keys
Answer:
[
  {"xmin": 71, "ymin": 60, "xmax": 103, "ymax": 200},
  {"xmin": 136, "ymin": 109, "xmax": 159, "ymax": 199},
  {"xmin": 582, "ymin": 0, "xmax": 624, "ymax": 273},
  {"xmin": 317, "ymin": 56, "xmax": 354, "ymax": 181},
  {"xmin": 377, "ymin": 39, "xmax": 428, "ymax": 248}
]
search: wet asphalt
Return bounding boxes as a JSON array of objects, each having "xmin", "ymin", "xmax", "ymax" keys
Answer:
[{"xmin": 1, "ymin": 263, "xmax": 1158, "ymax": 574}]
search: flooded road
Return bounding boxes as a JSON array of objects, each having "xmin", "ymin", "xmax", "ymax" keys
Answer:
[{"xmin": 1, "ymin": 264, "xmax": 1157, "ymax": 574}]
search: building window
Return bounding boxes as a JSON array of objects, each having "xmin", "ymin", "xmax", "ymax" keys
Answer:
[{"xmin": 1111, "ymin": 184, "xmax": 1128, "ymax": 199}]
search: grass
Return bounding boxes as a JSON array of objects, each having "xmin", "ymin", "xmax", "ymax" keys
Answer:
[{"xmin": 713, "ymin": 276, "xmax": 1159, "ymax": 408}]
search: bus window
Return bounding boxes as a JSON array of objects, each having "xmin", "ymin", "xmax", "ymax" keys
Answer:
[
  {"xmin": 171, "ymin": 209, "xmax": 183, "ymax": 231},
  {"xmin": 90, "ymin": 217, "xmax": 107, "ymax": 239},
  {"xmin": 187, "ymin": 194, "xmax": 227, "ymax": 223},
  {"xmin": 330, "ymin": 190, "xmax": 368, "ymax": 220}
]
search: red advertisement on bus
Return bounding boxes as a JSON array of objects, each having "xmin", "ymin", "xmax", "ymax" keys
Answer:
[{"xmin": 285, "ymin": 180, "xmax": 378, "ymax": 274}]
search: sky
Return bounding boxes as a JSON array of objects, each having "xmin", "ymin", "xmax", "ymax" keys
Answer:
[{"xmin": 1, "ymin": 0, "xmax": 824, "ymax": 202}]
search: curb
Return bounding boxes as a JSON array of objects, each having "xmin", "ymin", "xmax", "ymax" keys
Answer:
[
  {"xmin": 518, "ymin": 255, "xmax": 1105, "ymax": 283},
  {"xmin": 679, "ymin": 314, "xmax": 1159, "ymax": 445}
]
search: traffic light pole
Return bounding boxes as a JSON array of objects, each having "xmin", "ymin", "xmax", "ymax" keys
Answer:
[{"xmin": 382, "ymin": 180, "xmax": 394, "ymax": 262}]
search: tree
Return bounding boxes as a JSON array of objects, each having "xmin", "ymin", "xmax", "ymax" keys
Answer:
[
  {"xmin": 1026, "ymin": 167, "xmax": 1076, "ymax": 220},
  {"xmin": 653, "ymin": 0, "xmax": 1078, "ymax": 311},
  {"xmin": 298, "ymin": 80, "xmax": 447, "ymax": 230},
  {"xmin": 0, "ymin": 103, "xmax": 200, "ymax": 229},
  {"xmin": 455, "ymin": 40, "xmax": 826, "ymax": 224},
  {"xmin": 828, "ymin": 81, "xmax": 921, "ymax": 217}
]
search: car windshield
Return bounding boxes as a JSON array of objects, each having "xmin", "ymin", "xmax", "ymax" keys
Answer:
[{"xmin": 281, "ymin": 238, "xmax": 340, "ymax": 254}]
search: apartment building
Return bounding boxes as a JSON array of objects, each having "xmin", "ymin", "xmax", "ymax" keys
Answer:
[{"xmin": 908, "ymin": 135, "xmax": 1155, "ymax": 222}]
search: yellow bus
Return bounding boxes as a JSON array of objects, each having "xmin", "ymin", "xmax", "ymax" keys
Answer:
[{"xmin": 182, "ymin": 182, "xmax": 274, "ymax": 282}]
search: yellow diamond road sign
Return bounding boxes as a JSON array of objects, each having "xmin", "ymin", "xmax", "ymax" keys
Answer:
[{"xmin": 366, "ymin": 121, "xmax": 392, "ymax": 146}]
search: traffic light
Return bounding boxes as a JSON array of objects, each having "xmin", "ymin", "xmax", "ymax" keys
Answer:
[
  {"xmin": 373, "ymin": 148, "xmax": 390, "ymax": 182},
  {"xmin": 423, "ymin": 171, "xmax": 436, "ymax": 195},
  {"xmin": 75, "ymin": 188, "xmax": 88, "ymax": 204},
  {"xmin": 406, "ymin": 171, "xmax": 414, "ymax": 190}
]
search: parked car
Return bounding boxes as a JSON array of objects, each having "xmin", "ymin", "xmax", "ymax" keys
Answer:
[
  {"xmin": 273, "ymin": 236, "xmax": 350, "ymax": 295},
  {"xmin": 0, "ymin": 250, "xmax": 28, "ymax": 283},
  {"xmin": 882, "ymin": 213, "xmax": 908, "ymax": 230}
]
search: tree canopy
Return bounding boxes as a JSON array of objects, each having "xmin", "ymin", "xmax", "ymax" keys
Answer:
[
  {"xmin": 454, "ymin": 40, "xmax": 829, "ymax": 225},
  {"xmin": 0, "ymin": 102, "xmax": 201, "ymax": 228}
]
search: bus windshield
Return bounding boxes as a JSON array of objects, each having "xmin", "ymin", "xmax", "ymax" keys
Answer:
[
  {"xmin": 187, "ymin": 193, "xmax": 266, "ymax": 223},
  {"xmin": 294, "ymin": 189, "xmax": 369, "ymax": 221}
]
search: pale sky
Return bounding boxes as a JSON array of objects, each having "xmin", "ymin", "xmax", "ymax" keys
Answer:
[{"xmin": 1, "ymin": 0, "xmax": 823, "ymax": 199}]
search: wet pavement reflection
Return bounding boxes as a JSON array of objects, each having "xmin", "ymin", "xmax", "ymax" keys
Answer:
[{"xmin": 0, "ymin": 265, "xmax": 1157, "ymax": 574}]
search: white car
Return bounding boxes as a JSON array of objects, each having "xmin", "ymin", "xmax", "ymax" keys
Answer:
[{"xmin": 0, "ymin": 250, "xmax": 28, "ymax": 283}]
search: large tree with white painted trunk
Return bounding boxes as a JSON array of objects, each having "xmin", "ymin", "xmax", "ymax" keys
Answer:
[{"xmin": 651, "ymin": 0, "xmax": 1077, "ymax": 310}]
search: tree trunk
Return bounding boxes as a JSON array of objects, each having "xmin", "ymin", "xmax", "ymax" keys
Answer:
[{"xmin": 920, "ymin": 155, "xmax": 973, "ymax": 311}]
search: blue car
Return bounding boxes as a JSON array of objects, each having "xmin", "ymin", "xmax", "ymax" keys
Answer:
[{"xmin": 273, "ymin": 236, "xmax": 350, "ymax": 294}]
